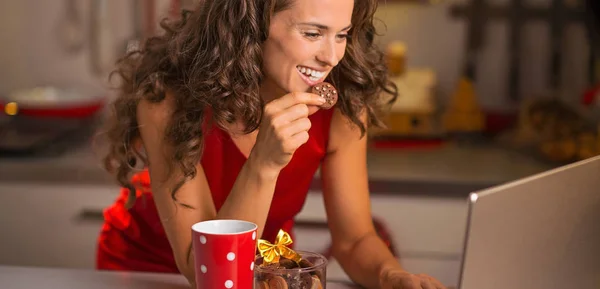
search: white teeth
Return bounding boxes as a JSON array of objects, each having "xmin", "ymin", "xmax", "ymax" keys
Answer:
[{"xmin": 297, "ymin": 66, "xmax": 325, "ymax": 80}]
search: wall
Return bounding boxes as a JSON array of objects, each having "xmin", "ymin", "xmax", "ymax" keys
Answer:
[
  {"xmin": 0, "ymin": 0, "xmax": 30, "ymax": 92},
  {"xmin": 0, "ymin": 0, "xmax": 590, "ymax": 111},
  {"xmin": 0, "ymin": 1, "xmax": 136, "ymax": 98},
  {"xmin": 374, "ymin": 0, "xmax": 589, "ymax": 110}
]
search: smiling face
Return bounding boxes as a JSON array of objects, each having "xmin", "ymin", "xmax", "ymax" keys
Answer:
[{"xmin": 260, "ymin": 0, "xmax": 354, "ymax": 101}]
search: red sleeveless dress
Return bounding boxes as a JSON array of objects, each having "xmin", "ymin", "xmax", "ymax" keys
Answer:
[{"xmin": 96, "ymin": 108, "xmax": 334, "ymax": 273}]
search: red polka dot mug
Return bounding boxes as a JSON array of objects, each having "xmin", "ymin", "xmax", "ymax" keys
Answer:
[{"xmin": 192, "ymin": 220, "xmax": 258, "ymax": 289}]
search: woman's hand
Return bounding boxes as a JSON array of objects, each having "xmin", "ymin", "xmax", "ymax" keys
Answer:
[
  {"xmin": 249, "ymin": 92, "xmax": 325, "ymax": 176},
  {"xmin": 380, "ymin": 268, "xmax": 447, "ymax": 289}
]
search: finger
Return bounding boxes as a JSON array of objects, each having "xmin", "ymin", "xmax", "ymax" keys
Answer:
[
  {"xmin": 306, "ymin": 104, "xmax": 320, "ymax": 116},
  {"xmin": 420, "ymin": 275, "xmax": 445, "ymax": 289},
  {"xmin": 271, "ymin": 103, "xmax": 311, "ymax": 127},
  {"xmin": 403, "ymin": 277, "xmax": 421, "ymax": 289},
  {"xmin": 286, "ymin": 131, "xmax": 310, "ymax": 152},
  {"xmin": 429, "ymin": 278, "xmax": 446, "ymax": 289},
  {"xmin": 280, "ymin": 118, "xmax": 312, "ymax": 138},
  {"xmin": 420, "ymin": 279, "xmax": 436, "ymax": 289},
  {"xmin": 270, "ymin": 92, "xmax": 325, "ymax": 112}
]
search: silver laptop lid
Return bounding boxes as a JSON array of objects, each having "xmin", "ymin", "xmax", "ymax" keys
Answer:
[{"xmin": 458, "ymin": 156, "xmax": 600, "ymax": 289}]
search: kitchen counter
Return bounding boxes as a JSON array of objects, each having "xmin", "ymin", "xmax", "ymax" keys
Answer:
[
  {"xmin": 0, "ymin": 142, "xmax": 554, "ymax": 287},
  {"xmin": 0, "ymin": 265, "xmax": 359, "ymax": 289},
  {"xmin": 0, "ymin": 140, "xmax": 555, "ymax": 197}
]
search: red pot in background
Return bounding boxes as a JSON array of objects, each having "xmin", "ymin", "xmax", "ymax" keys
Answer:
[{"xmin": 0, "ymin": 86, "xmax": 107, "ymax": 119}]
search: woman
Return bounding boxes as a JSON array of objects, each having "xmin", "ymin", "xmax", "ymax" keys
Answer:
[{"xmin": 98, "ymin": 0, "xmax": 446, "ymax": 288}]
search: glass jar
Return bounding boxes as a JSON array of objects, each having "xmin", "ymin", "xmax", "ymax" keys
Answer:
[{"xmin": 254, "ymin": 251, "xmax": 327, "ymax": 289}]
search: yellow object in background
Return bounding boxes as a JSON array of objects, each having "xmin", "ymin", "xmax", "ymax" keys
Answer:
[
  {"xmin": 374, "ymin": 41, "xmax": 442, "ymax": 138},
  {"xmin": 442, "ymin": 78, "xmax": 485, "ymax": 132},
  {"xmin": 4, "ymin": 102, "xmax": 18, "ymax": 116},
  {"xmin": 375, "ymin": 67, "xmax": 439, "ymax": 137},
  {"xmin": 386, "ymin": 41, "xmax": 407, "ymax": 76},
  {"xmin": 383, "ymin": 112, "xmax": 436, "ymax": 136}
]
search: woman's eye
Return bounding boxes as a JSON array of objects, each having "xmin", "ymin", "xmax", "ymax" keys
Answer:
[
  {"xmin": 304, "ymin": 32, "xmax": 321, "ymax": 39},
  {"xmin": 337, "ymin": 34, "xmax": 350, "ymax": 41}
]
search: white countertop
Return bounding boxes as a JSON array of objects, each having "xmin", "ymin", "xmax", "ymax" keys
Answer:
[{"xmin": 0, "ymin": 266, "xmax": 359, "ymax": 289}]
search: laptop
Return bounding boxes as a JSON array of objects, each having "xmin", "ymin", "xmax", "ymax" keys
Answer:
[{"xmin": 457, "ymin": 155, "xmax": 600, "ymax": 289}]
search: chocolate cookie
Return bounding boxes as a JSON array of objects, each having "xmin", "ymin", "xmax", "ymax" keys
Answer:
[
  {"xmin": 298, "ymin": 259, "xmax": 314, "ymax": 269},
  {"xmin": 298, "ymin": 259, "xmax": 324, "ymax": 281},
  {"xmin": 312, "ymin": 82, "xmax": 338, "ymax": 109},
  {"xmin": 268, "ymin": 276, "xmax": 289, "ymax": 289},
  {"xmin": 278, "ymin": 258, "xmax": 299, "ymax": 269},
  {"xmin": 310, "ymin": 275, "xmax": 323, "ymax": 289},
  {"xmin": 254, "ymin": 264, "xmax": 276, "ymax": 283},
  {"xmin": 261, "ymin": 262, "xmax": 282, "ymax": 270},
  {"xmin": 255, "ymin": 280, "xmax": 270, "ymax": 289},
  {"xmin": 299, "ymin": 273, "xmax": 323, "ymax": 289},
  {"xmin": 300, "ymin": 273, "xmax": 313, "ymax": 289}
]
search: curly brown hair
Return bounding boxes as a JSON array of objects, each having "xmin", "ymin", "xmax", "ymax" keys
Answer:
[{"xmin": 101, "ymin": 0, "xmax": 397, "ymax": 209}]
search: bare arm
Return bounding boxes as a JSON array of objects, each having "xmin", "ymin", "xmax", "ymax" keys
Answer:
[
  {"xmin": 322, "ymin": 109, "xmax": 446, "ymax": 289},
  {"xmin": 322, "ymin": 111, "xmax": 400, "ymax": 288},
  {"xmin": 137, "ymin": 92, "xmax": 325, "ymax": 285},
  {"xmin": 321, "ymin": 109, "xmax": 401, "ymax": 289}
]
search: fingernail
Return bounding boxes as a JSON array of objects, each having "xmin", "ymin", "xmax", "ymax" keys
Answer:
[{"xmin": 319, "ymin": 96, "xmax": 326, "ymax": 103}]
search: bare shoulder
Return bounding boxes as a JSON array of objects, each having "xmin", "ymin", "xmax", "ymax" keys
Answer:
[
  {"xmin": 137, "ymin": 91, "xmax": 177, "ymax": 130},
  {"xmin": 327, "ymin": 108, "xmax": 368, "ymax": 153},
  {"xmin": 136, "ymin": 91, "xmax": 178, "ymax": 164}
]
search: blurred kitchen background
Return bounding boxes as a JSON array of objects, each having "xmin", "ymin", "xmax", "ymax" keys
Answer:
[{"xmin": 0, "ymin": 0, "xmax": 597, "ymax": 287}]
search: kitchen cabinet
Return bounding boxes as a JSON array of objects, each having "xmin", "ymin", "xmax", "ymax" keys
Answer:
[
  {"xmin": 293, "ymin": 190, "xmax": 469, "ymax": 287},
  {"xmin": 0, "ymin": 182, "xmax": 468, "ymax": 286},
  {"xmin": 0, "ymin": 183, "xmax": 118, "ymax": 269}
]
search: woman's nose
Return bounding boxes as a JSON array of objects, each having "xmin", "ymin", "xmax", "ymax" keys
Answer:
[{"xmin": 316, "ymin": 39, "xmax": 341, "ymax": 67}]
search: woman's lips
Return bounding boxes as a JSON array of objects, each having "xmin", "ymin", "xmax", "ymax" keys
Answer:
[{"xmin": 296, "ymin": 66, "xmax": 325, "ymax": 86}]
